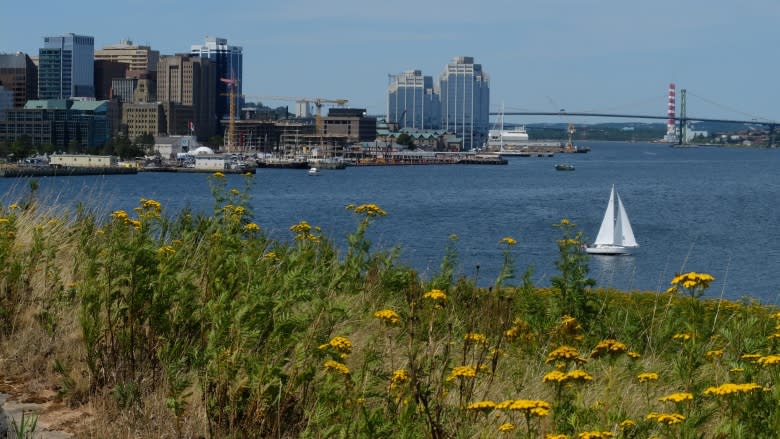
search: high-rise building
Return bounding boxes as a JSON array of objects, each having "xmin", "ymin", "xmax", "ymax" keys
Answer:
[
  {"xmin": 387, "ymin": 70, "xmax": 440, "ymax": 130},
  {"xmin": 94, "ymin": 60, "xmax": 128, "ymax": 100},
  {"xmin": 157, "ymin": 54, "xmax": 216, "ymax": 140},
  {"xmin": 38, "ymin": 33, "xmax": 95, "ymax": 99},
  {"xmin": 94, "ymin": 40, "xmax": 160, "ymax": 72},
  {"xmin": 190, "ymin": 37, "xmax": 242, "ymax": 128},
  {"xmin": 438, "ymin": 56, "xmax": 490, "ymax": 150},
  {"xmin": 0, "ymin": 52, "xmax": 38, "ymax": 108}
]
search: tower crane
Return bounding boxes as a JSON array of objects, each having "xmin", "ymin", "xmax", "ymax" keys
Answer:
[
  {"xmin": 219, "ymin": 76, "xmax": 240, "ymax": 152},
  {"xmin": 248, "ymin": 96, "xmax": 349, "ymax": 135}
]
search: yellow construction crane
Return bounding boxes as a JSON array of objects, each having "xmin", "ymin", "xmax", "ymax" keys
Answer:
[
  {"xmin": 219, "ymin": 76, "xmax": 240, "ymax": 152},
  {"xmin": 248, "ymin": 96, "xmax": 349, "ymax": 135}
]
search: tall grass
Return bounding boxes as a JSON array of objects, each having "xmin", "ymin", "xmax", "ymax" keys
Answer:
[{"xmin": 0, "ymin": 173, "xmax": 779, "ymax": 438}]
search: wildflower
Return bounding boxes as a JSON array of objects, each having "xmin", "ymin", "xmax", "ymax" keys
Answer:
[
  {"xmin": 637, "ymin": 372, "xmax": 659, "ymax": 383},
  {"xmin": 446, "ymin": 366, "xmax": 476, "ymax": 381},
  {"xmin": 705, "ymin": 349, "xmax": 725, "ymax": 360},
  {"xmin": 244, "ymin": 223, "xmax": 260, "ymax": 232},
  {"xmin": 507, "ymin": 399, "xmax": 551, "ymax": 415},
  {"xmin": 423, "ymin": 289, "xmax": 447, "ymax": 302},
  {"xmin": 559, "ymin": 315, "xmax": 582, "ymax": 335},
  {"xmin": 578, "ymin": 432, "xmax": 614, "ymax": 439},
  {"xmin": 566, "ymin": 369, "xmax": 593, "ymax": 383},
  {"xmin": 590, "ymin": 339, "xmax": 628, "ymax": 358},
  {"xmin": 543, "ymin": 370, "xmax": 567, "ymax": 383},
  {"xmin": 672, "ymin": 333, "xmax": 692, "ymax": 342},
  {"xmin": 740, "ymin": 353, "xmax": 762, "ymax": 362},
  {"xmin": 646, "ymin": 412, "xmax": 685, "ymax": 425},
  {"xmin": 213, "ymin": 171, "xmax": 225, "ymax": 178},
  {"xmin": 141, "ymin": 198, "xmax": 161, "ymax": 211},
  {"xmin": 323, "ymin": 359, "xmax": 350, "ymax": 375},
  {"xmin": 500, "ymin": 236, "xmax": 517, "ymax": 246},
  {"xmin": 8, "ymin": 204, "xmax": 19, "ymax": 210},
  {"xmin": 660, "ymin": 392, "xmax": 693, "ymax": 403},
  {"xmin": 389, "ymin": 368, "xmax": 410, "ymax": 390},
  {"xmin": 373, "ymin": 309, "xmax": 401, "ymax": 325},
  {"xmin": 757, "ymin": 355, "xmax": 780, "ymax": 366},
  {"xmin": 347, "ymin": 203, "xmax": 387, "ymax": 217},
  {"xmin": 127, "ymin": 219, "xmax": 142, "ymax": 230},
  {"xmin": 670, "ymin": 272, "xmax": 715, "ymax": 297},
  {"xmin": 320, "ymin": 336, "xmax": 352, "ymax": 356},
  {"xmin": 498, "ymin": 423, "xmax": 515, "ymax": 432},
  {"xmin": 464, "ymin": 332, "xmax": 488, "ymax": 345},
  {"xmin": 619, "ymin": 419, "xmax": 636, "ymax": 430},
  {"xmin": 158, "ymin": 245, "xmax": 176, "ymax": 255},
  {"xmin": 230, "ymin": 188, "xmax": 240, "ymax": 195},
  {"xmin": 546, "ymin": 345, "xmax": 586, "ymax": 364},
  {"xmin": 560, "ymin": 218, "xmax": 571, "ymax": 225},
  {"xmin": 263, "ymin": 251, "xmax": 277, "ymax": 260},
  {"xmin": 627, "ymin": 351, "xmax": 641, "ymax": 359},
  {"xmin": 0, "ymin": 218, "xmax": 9, "ymax": 225},
  {"xmin": 111, "ymin": 210, "xmax": 129, "ymax": 220},
  {"xmin": 703, "ymin": 382, "xmax": 762, "ymax": 396},
  {"xmin": 729, "ymin": 367, "xmax": 744, "ymax": 373},
  {"xmin": 466, "ymin": 400, "xmax": 496, "ymax": 412},
  {"xmin": 546, "ymin": 435, "xmax": 568, "ymax": 439}
]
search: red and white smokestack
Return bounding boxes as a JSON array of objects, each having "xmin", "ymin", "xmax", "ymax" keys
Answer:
[{"xmin": 667, "ymin": 83, "xmax": 676, "ymax": 135}]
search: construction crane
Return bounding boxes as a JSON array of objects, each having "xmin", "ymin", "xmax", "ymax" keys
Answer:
[
  {"xmin": 219, "ymin": 76, "xmax": 240, "ymax": 152},
  {"xmin": 248, "ymin": 96, "xmax": 349, "ymax": 135}
]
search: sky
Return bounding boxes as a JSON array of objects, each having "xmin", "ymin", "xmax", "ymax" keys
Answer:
[{"xmin": 2, "ymin": 0, "xmax": 779, "ymax": 125}]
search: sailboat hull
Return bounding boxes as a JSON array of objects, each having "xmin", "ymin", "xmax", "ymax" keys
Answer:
[{"xmin": 585, "ymin": 245, "xmax": 635, "ymax": 255}]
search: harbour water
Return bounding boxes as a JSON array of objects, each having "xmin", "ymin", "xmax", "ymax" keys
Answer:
[{"xmin": 1, "ymin": 141, "xmax": 778, "ymax": 303}]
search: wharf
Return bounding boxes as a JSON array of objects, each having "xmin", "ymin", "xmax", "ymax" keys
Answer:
[
  {"xmin": 139, "ymin": 166, "xmax": 255, "ymax": 174},
  {"xmin": 0, "ymin": 165, "xmax": 137, "ymax": 178}
]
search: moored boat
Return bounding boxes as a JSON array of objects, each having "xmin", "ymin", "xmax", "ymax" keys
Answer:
[{"xmin": 555, "ymin": 163, "xmax": 575, "ymax": 171}]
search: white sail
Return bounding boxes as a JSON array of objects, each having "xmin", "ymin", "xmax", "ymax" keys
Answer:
[
  {"xmin": 587, "ymin": 185, "xmax": 638, "ymax": 255},
  {"xmin": 592, "ymin": 186, "xmax": 616, "ymax": 246},
  {"xmin": 615, "ymin": 193, "xmax": 638, "ymax": 247}
]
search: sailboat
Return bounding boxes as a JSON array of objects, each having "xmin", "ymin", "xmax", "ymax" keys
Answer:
[{"xmin": 585, "ymin": 185, "xmax": 639, "ymax": 255}]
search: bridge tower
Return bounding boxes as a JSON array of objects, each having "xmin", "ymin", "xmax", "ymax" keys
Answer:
[{"xmin": 679, "ymin": 89, "xmax": 687, "ymax": 145}]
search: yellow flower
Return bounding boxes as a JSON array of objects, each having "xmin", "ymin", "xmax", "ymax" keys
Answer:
[
  {"xmin": 565, "ymin": 369, "xmax": 593, "ymax": 383},
  {"xmin": 389, "ymin": 368, "xmax": 410, "ymax": 390},
  {"xmin": 466, "ymin": 400, "xmax": 496, "ymax": 412},
  {"xmin": 741, "ymin": 353, "xmax": 762, "ymax": 362},
  {"xmin": 703, "ymin": 382, "xmax": 762, "ymax": 396},
  {"xmin": 347, "ymin": 203, "xmax": 387, "ymax": 217},
  {"xmin": 213, "ymin": 171, "xmax": 225, "ymax": 178},
  {"xmin": 578, "ymin": 432, "xmax": 614, "ymax": 439},
  {"xmin": 757, "ymin": 355, "xmax": 780, "ymax": 366},
  {"xmin": 498, "ymin": 423, "xmax": 515, "ymax": 432},
  {"xmin": 508, "ymin": 399, "xmax": 551, "ymax": 414},
  {"xmin": 446, "ymin": 366, "xmax": 476, "ymax": 381},
  {"xmin": 646, "ymin": 412, "xmax": 685, "ymax": 425},
  {"xmin": 546, "ymin": 346, "xmax": 586, "ymax": 364},
  {"xmin": 543, "ymin": 370, "xmax": 567, "ymax": 383},
  {"xmin": 158, "ymin": 245, "xmax": 176, "ymax": 255},
  {"xmin": 464, "ymin": 332, "xmax": 488, "ymax": 345},
  {"xmin": 244, "ymin": 223, "xmax": 260, "ymax": 232},
  {"xmin": 127, "ymin": 219, "xmax": 142, "ymax": 230},
  {"xmin": 500, "ymin": 236, "xmax": 517, "ymax": 246},
  {"xmin": 560, "ymin": 218, "xmax": 571, "ymax": 225},
  {"xmin": 423, "ymin": 289, "xmax": 447, "ymax": 302},
  {"xmin": 660, "ymin": 392, "xmax": 693, "ymax": 403},
  {"xmin": 672, "ymin": 333, "xmax": 692, "ymax": 342},
  {"xmin": 705, "ymin": 349, "xmax": 725, "ymax": 360},
  {"xmin": 8, "ymin": 204, "xmax": 19, "ymax": 210},
  {"xmin": 322, "ymin": 336, "xmax": 352, "ymax": 355},
  {"xmin": 230, "ymin": 188, "xmax": 240, "ymax": 195},
  {"xmin": 590, "ymin": 339, "xmax": 628, "ymax": 358},
  {"xmin": 141, "ymin": 198, "xmax": 161, "ymax": 211},
  {"xmin": 111, "ymin": 210, "xmax": 129, "ymax": 220},
  {"xmin": 323, "ymin": 359, "xmax": 350, "ymax": 375},
  {"xmin": 637, "ymin": 372, "xmax": 659, "ymax": 383},
  {"xmin": 373, "ymin": 309, "xmax": 401, "ymax": 325},
  {"xmin": 670, "ymin": 271, "xmax": 715, "ymax": 290},
  {"xmin": 546, "ymin": 435, "xmax": 569, "ymax": 439},
  {"xmin": 263, "ymin": 251, "xmax": 277, "ymax": 260},
  {"xmin": 619, "ymin": 419, "xmax": 636, "ymax": 430},
  {"xmin": 627, "ymin": 351, "xmax": 641, "ymax": 359}
]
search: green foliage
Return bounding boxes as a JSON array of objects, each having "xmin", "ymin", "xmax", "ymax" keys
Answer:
[{"xmin": 551, "ymin": 219, "xmax": 597, "ymax": 325}]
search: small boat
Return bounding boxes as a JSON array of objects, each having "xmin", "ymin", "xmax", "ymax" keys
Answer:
[
  {"xmin": 585, "ymin": 185, "xmax": 638, "ymax": 255},
  {"xmin": 307, "ymin": 167, "xmax": 320, "ymax": 176},
  {"xmin": 555, "ymin": 163, "xmax": 575, "ymax": 171}
]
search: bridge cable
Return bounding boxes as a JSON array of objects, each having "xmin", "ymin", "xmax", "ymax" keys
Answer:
[{"xmin": 686, "ymin": 91, "xmax": 772, "ymax": 122}]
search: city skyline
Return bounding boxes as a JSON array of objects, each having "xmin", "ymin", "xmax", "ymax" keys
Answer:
[{"xmin": 2, "ymin": 0, "xmax": 778, "ymax": 124}]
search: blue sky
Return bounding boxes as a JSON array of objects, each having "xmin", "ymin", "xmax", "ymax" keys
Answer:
[{"xmin": 3, "ymin": 0, "xmax": 778, "ymax": 124}]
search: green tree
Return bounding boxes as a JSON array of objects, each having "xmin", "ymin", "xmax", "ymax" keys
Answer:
[
  {"xmin": 12, "ymin": 135, "xmax": 34, "ymax": 158},
  {"xmin": 396, "ymin": 133, "xmax": 416, "ymax": 149}
]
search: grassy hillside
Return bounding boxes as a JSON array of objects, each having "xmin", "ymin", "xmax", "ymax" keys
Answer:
[{"xmin": 1, "ymin": 173, "xmax": 779, "ymax": 438}]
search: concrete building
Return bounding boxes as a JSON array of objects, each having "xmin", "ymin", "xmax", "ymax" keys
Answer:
[
  {"xmin": 0, "ymin": 86, "xmax": 12, "ymax": 120},
  {"xmin": 50, "ymin": 154, "xmax": 117, "ymax": 167},
  {"xmin": 387, "ymin": 70, "xmax": 440, "ymax": 130},
  {"xmin": 122, "ymin": 102, "xmax": 166, "ymax": 139},
  {"xmin": 38, "ymin": 33, "xmax": 95, "ymax": 99},
  {"xmin": 0, "ymin": 52, "xmax": 38, "ymax": 108},
  {"xmin": 94, "ymin": 60, "xmax": 128, "ymax": 100},
  {"xmin": 94, "ymin": 40, "xmax": 160, "ymax": 72},
  {"xmin": 0, "ymin": 99, "xmax": 110, "ymax": 150},
  {"xmin": 190, "ymin": 37, "xmax": 242, "ymax": 129},
  {"xmin": 322, "ymin": 108, "xmax": 377, "ymax": 143},
  {"xmin": 157, "ymin": 54, "xmax": 216, "ymax": 140},
  {"xmin": 438, "ymin": 56, "xmax": 490, "ymax": 150}
]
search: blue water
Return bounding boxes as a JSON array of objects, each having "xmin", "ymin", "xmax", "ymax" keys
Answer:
[{"xmin": 2, "ymin": 141, "xmax": 779, "ymax": 303}]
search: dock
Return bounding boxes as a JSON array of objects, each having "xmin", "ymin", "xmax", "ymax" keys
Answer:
[
  {"xmin": 139, "ymin": 166, "xmax": 256, "ymax": 174},
  {"xmin": 0, "ymin": 165, "xmax": 137, "ymax": 178}
]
